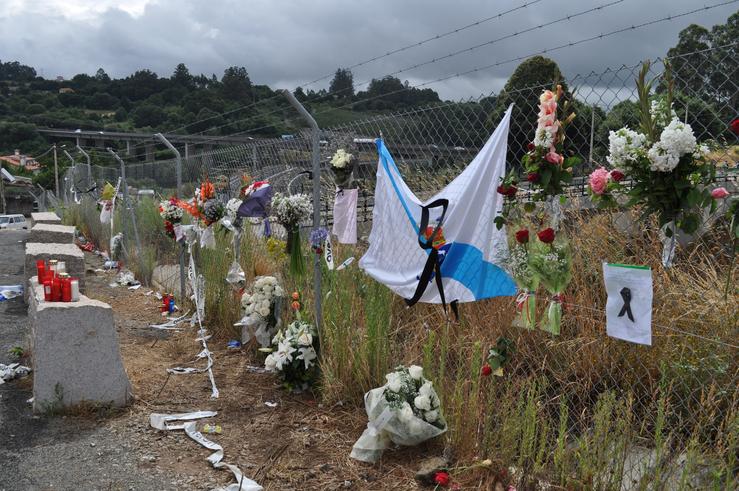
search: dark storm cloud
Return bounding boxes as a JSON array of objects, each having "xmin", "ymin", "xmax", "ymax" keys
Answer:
[{"xmin": 1, "ymin": 0, "xmax": 735, "ymax": 99}]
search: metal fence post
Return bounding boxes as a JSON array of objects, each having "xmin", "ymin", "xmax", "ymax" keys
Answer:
[
  {"xmin": 155, "ymin": 133, "xmax": 186, "ymax": 300},
  {"xmin": 282, "ymin": 89, "xmax": 323, "ymax": 336},
  {"xmin": 108, "ymin": 148, "xmax": 143, "ymax": 254},
  {"xmin": 76, "ymin": 144, "xmax": 92, "ymax": 189}
]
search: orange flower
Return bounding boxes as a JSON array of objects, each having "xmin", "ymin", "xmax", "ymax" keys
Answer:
[
  {"xmin": 291, "ymin": 301, "xmax": 301, "ymax": 311},
  {"xmin": 200, "ymin": 180, "xmax": 215, "ymax": 200},
  {"xmin": 291, "ymin": 292, "xmax": 300, "ymax": 300}
]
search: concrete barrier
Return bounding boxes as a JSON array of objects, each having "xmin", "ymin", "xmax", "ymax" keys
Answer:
[
  {"xmin": 24, "ymin": 242, "xmax": 85, "ymax": 294},
  {"xmin": 29, "ymin": 223, "xmax": 76, "ymax": 244},
  {"xmin": 30, "ymin": 212, "xmax": 61, "ymax": 225},
  {"xmin": 27, "ymin": 278, "xmax": 131, "ymax": 412}
]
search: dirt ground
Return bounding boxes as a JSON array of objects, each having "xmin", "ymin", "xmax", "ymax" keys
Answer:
[{"xmin": 79, "ymin": 251, "xmax": 443, "ymax": 490}]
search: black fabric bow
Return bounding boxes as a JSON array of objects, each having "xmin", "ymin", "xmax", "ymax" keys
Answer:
[
  {"xmin": 405, "ymin": 199, "xmax": 459, "ymax": 319},
  {"xmin": 618, "ymin": 287, "xmax": 634, "ymax": 322}
]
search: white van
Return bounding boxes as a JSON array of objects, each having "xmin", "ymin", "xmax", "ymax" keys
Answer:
[{"xmin": 0, "ymin": 214, "xmax": 29, "ymax": 230}]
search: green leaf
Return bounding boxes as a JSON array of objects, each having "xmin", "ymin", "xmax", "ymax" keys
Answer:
[
  {"xmin": 685, "ymin": 188, "xmax": 701, "ymax": 208},
  {"xmin": 563, "ymin": 156, "xmax": 582, "ymax": 168},
  {"xmin": 524, "ymin": 202, "xmax": 536, "ymax": 213},
  {"xmin": 680, "ymin": 214, "xmax": 699, "ymax": 234},
  {"xmin": 494, "ymin": 216, "xmax": 505, "ymax": 230},
  {"xmin": 540, "ymin": 168, "xmax": 552, "ymax": 189},
  {"xmin": 559, "ymin": 195, "xmax": 567, "ymax": 205}
]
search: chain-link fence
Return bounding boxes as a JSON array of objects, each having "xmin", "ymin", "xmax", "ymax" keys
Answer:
[{"xmin": 60, "ymin": 47, "xmax": 738, "ymax": 488}]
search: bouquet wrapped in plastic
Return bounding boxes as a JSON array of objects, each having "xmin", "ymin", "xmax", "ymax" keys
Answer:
[
  {"xmin": 237, "ymin": 276, "xmax": 285, "ymax": 347},
  {"xmin": 506, "ymin": 229, "xmax": 539, "ymax": 329},
  {"xmin": 271, "ymin": 193, "xmax": 312, "ymax": 277},
  {"xmin": 529, "ymin": 229, "xmax": 572, "ymax": 335},
  {"xmin": 350, "ymin": 365, "xmax": 446, "ymax": 463}
]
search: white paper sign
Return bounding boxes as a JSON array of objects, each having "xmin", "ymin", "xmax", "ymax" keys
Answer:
[{"xmin": 603, "ymin": 262, "xmax": 653, "ymax": 345}]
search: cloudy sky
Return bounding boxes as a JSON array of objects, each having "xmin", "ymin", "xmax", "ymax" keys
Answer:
[{"xmin": 1, "ymin": 0, "xmax": 735, "ymax": 99}]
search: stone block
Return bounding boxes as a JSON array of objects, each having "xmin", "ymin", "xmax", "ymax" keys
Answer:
[
  {"xmin": 28, "ymin": 279, "xmax": 131, "ymax": 412},
  {"xmin": 30, "ymin": 212, "xmax": 61, "ymax": 225},
  {"xmin": 29, "ymin": 223, "xmax": 76, "ymax": 244},
  {"xmin": 24, "ymin": 242, "xmax": 86, "ymax": 294}
]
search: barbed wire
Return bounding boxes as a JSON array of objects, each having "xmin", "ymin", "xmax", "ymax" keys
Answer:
[
  {"xmin": 206, "ymin": 1, "xmax": 738, "ymax": 143},
  {"xmin": 121, "ymin": 0, "xmax": 549, "ymax": 153}
]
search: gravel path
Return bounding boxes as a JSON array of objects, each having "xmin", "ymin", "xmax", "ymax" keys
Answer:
[{"xmin": 0, "ymin": 230, "xmax": 179, "ymax": 491}]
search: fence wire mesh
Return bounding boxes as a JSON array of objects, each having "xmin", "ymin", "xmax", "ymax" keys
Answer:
[{"xmin": 61, "ymin": 48, "xmax": 738, "ymax": 489}]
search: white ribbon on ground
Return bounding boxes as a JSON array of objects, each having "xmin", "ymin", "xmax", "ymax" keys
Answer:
[
  {"xmin": 166, "ymin": 245, "xmax": 219, "ymax": 399},
  {"xmin": 150, "ymin": 411, "xmax": 262, "ymax": 491}
]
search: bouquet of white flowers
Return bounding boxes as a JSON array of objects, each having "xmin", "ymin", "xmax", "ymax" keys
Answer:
[
  {"xmin": 264, "ymin": 320, "xmax": 319, "ymax": 390},
  {"xmin": 350, "ymin": 365, "xmax": 446, "ymax": 463},
  {"xmin": 330, "ymin": 148, "xmax": 356, "ymax": 189},
  {"xmin": 271, "ymin": 193, "xmax": 313, "ymax": 277},
  {"xmin": 237, "ymin": 276, "xmax": 285, "ymax": 347}
]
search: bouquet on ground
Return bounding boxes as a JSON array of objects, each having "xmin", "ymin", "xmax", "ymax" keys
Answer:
[
  {"xmin": 589, "ymin": 62, "xmax": 716, "ymax": 267},
  {"xmin": 506, "ymin": 228, "xmax": 539, "ymax": 329},
  {"xmin": 350, "ymin": 365, "xmax": 447, "ymax": 463},
  {"xmin": 271, "ymin": 192, "xmax": 312, "ymax": 277},
  {"xmin": 528, "ymin": 228, "xmax": 572, "ymax": 336},
  {"xmin": 263, "ymin": 320, "xmax": 319, "ymax": 391},
  {"xmin": 330, "ymin": 148, "xmax": 356, "ymax": 190},
  {"xmin": 159, "ymin": 198, "xmax": 183, "ymax": 239},
  {"xmin": 237, "ymin": 276, "xmax": 285, "ymax": 347}
]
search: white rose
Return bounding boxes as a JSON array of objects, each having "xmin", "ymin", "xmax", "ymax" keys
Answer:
[
  {"xmin": 398, "ymin": 402, "xmax": 414, "ymax": 423},
  {"xmin": 258, "ymin": 307, "xmax": 270, "ymax": 317},
  {"xmin": 297, "ymin": 332, "xmax": 312, "ymax": 347},
  {"xmin": 414, "ymin": 394, "xmax": 431, "ymax": 411},
  {"xmin": 408, "ymin": 365, "xmax": 423, "ymax": 380},
  {"xmin": 385, "ymin": 372, "xmax": 402, "ymax": 393},
  {"xmin": 424, "ymin": 410, "xmax": 438, "ymax": 423},
  {"xmin": 419, "ymin": 381, "xmax": 434, "ymax": 398}
]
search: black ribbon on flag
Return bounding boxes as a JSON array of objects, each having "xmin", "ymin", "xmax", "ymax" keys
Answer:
[{"xmin": 405, "ymin": 199, "xmax": 458, "ymax": 319}]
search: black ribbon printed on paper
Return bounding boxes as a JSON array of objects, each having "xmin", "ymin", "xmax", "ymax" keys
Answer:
[{"xmin": 618, "ymin": 287, "xmax": 634, "ymax": 322}]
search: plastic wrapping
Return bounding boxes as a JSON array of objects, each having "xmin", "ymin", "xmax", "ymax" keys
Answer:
[
  {"xmin": 350, "ymin": 386, "xmax": 447, "ymax": 463},
  {"xmin": 660, "ymin": 221, "xmax": 677, "ymax": 269}
]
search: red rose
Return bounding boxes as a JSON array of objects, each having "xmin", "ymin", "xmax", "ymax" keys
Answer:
[
  {"xmin": 610, "ymin": 170, "xmax": 625, "ymax": 182},
  {"xmin": 527, "ymin": 142, "xmax": 536, "ymax": 151},
  {"xmin": 515, "ymin": 229, "xmax": 529, "ymax": 244},
  {"xmin": 731, "ymin": 118, "xmax": 739, "ymax": 136},
  {"xmin": 481, "ymin": 364, "xmax": 493, "ymax": 377},
  {"xmin": 496, "ymin": 185, "xmax": 517, "ymax": 198},
  {"xmin": 526, "ymin": 172, "xmax": 540, "ymax": 183},
  {"xmin": 496, "ymin": 185, "xmax": 507, "ymax": 195},
  {"xmin": 433, "ymin": 471, "xmax": 451, "ymax": 487},
  {"xmin": 537, "ymin": 228, "xmax": 555, "ymax": 244}
]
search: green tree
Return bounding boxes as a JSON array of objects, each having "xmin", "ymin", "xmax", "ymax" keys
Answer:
[
  {"xmin": 221, "ymin": 66, "xmax": 252, "ymax": 102},
  {"xmin": 132, "ymin": 104, "xmax": 165, "ymax": 128},
  {"xmin": 329, "ymin": 68, "xmax": 354, "ymax": 99},
  {"xmin": 94, "ymin": 68, "xmax": 111, "ymax": 83},
  {"xmin": 171, "ymin": 63, "xmax": 194, "ymax": 89}
]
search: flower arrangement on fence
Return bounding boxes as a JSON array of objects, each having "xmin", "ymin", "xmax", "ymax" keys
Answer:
[
  {"xmin": 528, "ymin": 230, "xmax": 572, "ymax": 336},
  {"xmin": 263, "ymin": 320, "xmax": 319, "ymax": 391},
  {"xmin": 482, "ymin": 337, "xmax": 515, "ymax": 377},
  {"xmin": 271, "ymin": 192, "xmax": 312, "ymax": 276},
  {"xmin": 588, "ymin": 62, "xmax": 717, "ymax": 267},
  {"xmin": 99, "ymin": 181, "xmax": 117, "ymax": 224},
  {"xmin": 237, "ymin": 276, "xmax": 285, "ymax": 347},
  {"xmin": 350, "ymin": 365, "xmax": 447, "ymax": 463},
  {"xmin": 523, "ymin": 85, "xmax": 580, "ymax": 201},
  {"xmin": 330, "ymin": 148, "xmax": 356, "ymax": 190},
  {"xmin": 506, "ymin": 229, "xmax": 539, "ymax": 329},
  {"xmin": 159, "ymin": 198, "xmax": 183, "ymax": 239}
]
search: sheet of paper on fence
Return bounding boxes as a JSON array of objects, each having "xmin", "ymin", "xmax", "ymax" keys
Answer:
[{"xmin": 603, "ymin": 262, "xmax": 653, "ymax": 346}]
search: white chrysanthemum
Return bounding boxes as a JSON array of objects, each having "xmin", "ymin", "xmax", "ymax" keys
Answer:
[
  {"xmin": 408, "ymin": 365, "xmax": 423, "ymax": 380},
  {"xmin": 385, "ymin": 372, "xmax": 402, "ymax": 393},
  {"xmin": 607, "ymin": 128, "xmax": 647, "ymax": 168},
  {"xmin": 419, "ymin": 381, "xmax": 434, "ymax": 398},
  {"xmin": 330, "ymin": 148, "xmax": 353, "ymax": 169},
  {"xmin": 533, "ymin": 127, "xmax": 555, "ymax": 149}
]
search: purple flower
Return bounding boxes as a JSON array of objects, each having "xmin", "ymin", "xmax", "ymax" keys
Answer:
[{"xmin": 310, "ymin": 227, "xmax": 329, "ymax": 248}]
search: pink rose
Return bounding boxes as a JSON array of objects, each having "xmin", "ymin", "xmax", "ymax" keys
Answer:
[
  {"xmin": 710, "ymin": 187, "xmax": 729, "ymax": 199},
  {"xmin": 539, "ymin": 90, "xmax": 555, "ymax": 104},
  {"xmin": 545, "ymin": 151, "xmax": 563, "ymax": 165},
  {"xmin": 589, "ymin": 167, "xmax": 610, "ymax": 195}
]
